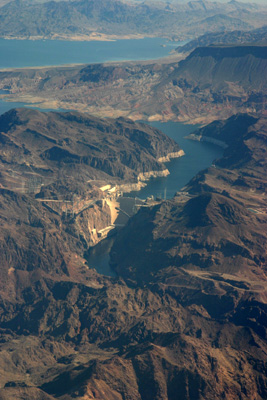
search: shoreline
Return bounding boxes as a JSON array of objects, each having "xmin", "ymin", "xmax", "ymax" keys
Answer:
[
  {"xmin": 0, "ymin": 53, "xmax": 184, "ymax": 73},
  {"xmin": 0, "ymin": 96, "xmax": 219, "ymax": 125},
  {"xmin": 0, "ymin": 63, "xmax": 88, "ymax": 72},
  {"xmin": 186, "ymin": 133, "xmax": 228, "ymax": 148},
  {"xmin": 0, "ymin": 32, "xmax": 166, "ymax": 42},
  {"xmin": 0, "ymin": 96, "xmax": 229, "ymax": 126}
]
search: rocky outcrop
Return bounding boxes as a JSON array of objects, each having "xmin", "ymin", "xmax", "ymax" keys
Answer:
[
  {"xmin": 187, "ymin": 113, "xmax": 258, "ymax": 147},
  {"xmin": 0, "ymin": 108, "xmax": 181, "ymax": 186},
  {"xmin": 137, "ymin": 169, "xmax": 170, "ymax": 182},
  {"xmin": 157, "ymin": 149, "xmax": 185, "ymax": 162}
]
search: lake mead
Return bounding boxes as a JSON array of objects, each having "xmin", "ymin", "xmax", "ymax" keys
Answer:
[{"xmin": 0, "ymin": 37, "xmax": 183, "ymax": 69}]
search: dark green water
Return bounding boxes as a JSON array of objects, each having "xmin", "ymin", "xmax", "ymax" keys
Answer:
[{"xmin": 85, "ymin": 237, "xmax": 117, "ymax": 278}]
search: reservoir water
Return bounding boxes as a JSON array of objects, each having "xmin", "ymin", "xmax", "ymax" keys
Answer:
[
  {"xmin": 129, "ymin": 121, "xmax": 223, "ymax": 200},
  {"xmin": 0, "ymin": 37, "xmax": 182, "ymax": 69}
]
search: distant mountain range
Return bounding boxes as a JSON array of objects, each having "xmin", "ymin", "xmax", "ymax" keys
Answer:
[
  {"xmin": 0, "ymin": 0, "xmax": 266, "ymax": 40},
  {"xmin": 176, "ymin": 25, "xmax": 267, "ymax": 53}
]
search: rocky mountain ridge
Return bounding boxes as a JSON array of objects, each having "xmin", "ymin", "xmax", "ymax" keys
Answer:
[
  {"xmin": 0, "ymin": 107, "xmax": 179, "ymax": 183},
  {"xmin": 0, "ymin": 113, "xmax": 266, "ymax": 399},
  {"xmin": 0, "ymin": 0, "xmax": 265, "ymax": 40},
  {"xmin": 175, "ymin": 25, "xmax": 267, "ymax": 54}
]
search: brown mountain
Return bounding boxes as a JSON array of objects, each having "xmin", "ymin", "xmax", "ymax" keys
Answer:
[
  {"xmin": 0, "ymin": 107, "xmax": 181, "ymax": 295},
  {"xmin": 187, "ymin": 113, "xmax": 267, "ymax": 188},
  {"xmin": 0, "ymin": 107, "xmax": 266, "ymax": 399},
  {"xmin": 0, "ymin": 108, "xmax": 179, "ymax": 183},
  {"xmin": 170, "ymin": 44, "xmax": 267, "ymax": 91},
  {"xmin": 110, "ymin": 191, "xmax": 267, "ymax": 283}
]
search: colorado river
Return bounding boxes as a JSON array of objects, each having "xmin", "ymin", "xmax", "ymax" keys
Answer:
[{"xmin": 85, "ymin": 237, "xmax": 117, "ymax": 278}]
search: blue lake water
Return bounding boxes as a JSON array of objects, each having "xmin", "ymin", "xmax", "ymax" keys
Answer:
[{"xmin": 0, "ymin": 37, "xmax": 183, "ymax": 69}]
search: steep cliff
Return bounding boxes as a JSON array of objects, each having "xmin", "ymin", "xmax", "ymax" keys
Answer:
[{"xmin": 172, "ymin": 45, "xmax": 267, "ymax": 91}]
